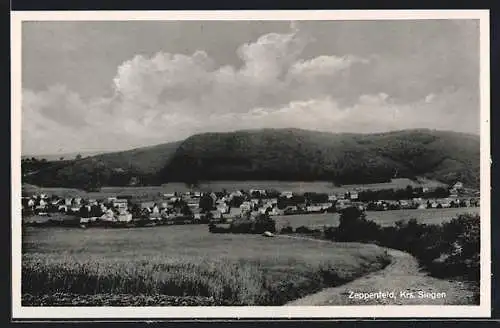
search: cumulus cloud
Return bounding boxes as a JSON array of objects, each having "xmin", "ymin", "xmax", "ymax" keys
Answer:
[{"xmin": 21, "ymin": 25, "xmax": 479, "ymax": 155}]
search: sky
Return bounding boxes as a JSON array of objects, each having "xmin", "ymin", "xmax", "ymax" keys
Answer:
[{"xmin": 21, "ymin": 19, "xmax": 480, "ymax": 155}]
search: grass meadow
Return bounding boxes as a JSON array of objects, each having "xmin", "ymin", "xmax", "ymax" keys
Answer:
[
  {"xmin": 22, "ymin": 225, "xmax": 390, "ymax": 306},
  {"xmin": 274, "ymin": 207, "xmax": 480, "ymax": 230},
  {"xmin": 23, "ymin": 178, "xmax": 444, "ymax": 201}
]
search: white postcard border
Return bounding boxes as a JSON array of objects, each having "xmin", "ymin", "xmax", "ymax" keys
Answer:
[{"xmin": 11, "ymin": 9, "xmax": 491, "ymax": 319}]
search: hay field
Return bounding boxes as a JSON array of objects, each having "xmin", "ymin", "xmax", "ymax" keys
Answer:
[{"xmin": 22, "ymin": 225, "xmax": 390, "ymax": 306}]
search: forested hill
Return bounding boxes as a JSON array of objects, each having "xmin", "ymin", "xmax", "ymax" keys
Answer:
[
  {"xmin": 23, "ymin": 128, "xmax": 480, "ymax": 189},
  {"xmin": 159, "ymin": 128, "xmax": 479, "ymax": 187}
]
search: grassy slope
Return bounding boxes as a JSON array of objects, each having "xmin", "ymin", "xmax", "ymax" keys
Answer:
[
  {"xmin": 22, "ymin": 225, "xmax": 390, "ymax": 305},
  {"xmin": 88, "ymin": 141, "xmax": 182, "ymax": 174}
]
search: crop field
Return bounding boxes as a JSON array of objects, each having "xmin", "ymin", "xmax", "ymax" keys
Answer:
[
  {"xmin": 22, "ymin": 225, "xmax": 390, "ymax": 306},
  {"xmin": 23, "ymin": 178, "xmax": 444, "ymax": 201},
  {"xmin": 274, "ymin": 207, "xmax": 480, "ymax": 230}
]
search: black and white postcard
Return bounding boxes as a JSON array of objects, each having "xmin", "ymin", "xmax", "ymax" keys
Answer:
[{"xmin": 11, "ymin": 10, "xmax": 491, "ymax": 319}]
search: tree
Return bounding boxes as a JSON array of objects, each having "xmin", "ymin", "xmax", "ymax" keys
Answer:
[
  {"xmin": 59, "ymin": 157, "xmax": 64, "ymax": 161},
  {"xmin": 130, "ymin": 203, "xmax": 142, "ymax": 218},
  {"xmin": 90, "ymin": 204, "xmax": 103, "ymax": 217},
  {"xmin": 336, "ymin": 206, "xmax": 379, "ymax": 242},
  {"xmin": 199, "ymin": 194, "xmax": 215, "ymax": 213},
  {"xmin": 79, "ymin": 205, "xmax": 90, "ymax": 218},
  {"xmin": 75, "ymin": 154, "xmax": 82, "ymax": 160}
]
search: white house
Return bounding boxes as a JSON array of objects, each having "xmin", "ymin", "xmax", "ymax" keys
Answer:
[
  {"xmin": 113, "ymin": 199, "xmax": 128, "ymax": 210},
  {"xmin": 107, "ymin": 197, "xmax": 118, "ymax": 203},
  {"xmin": 240, "ymin": 202, "xmax": 252, "ymax": 212},
  {"xmin": 101, "ymin": 209, "xmax": 116, "ymax": 221},
  {"xmin": 117, "ymin": 212, "xmax": 133, "ymax": 222},
  {"xmin": 306, "ymin": 205, "xmax": 323, "ymax": 212}
]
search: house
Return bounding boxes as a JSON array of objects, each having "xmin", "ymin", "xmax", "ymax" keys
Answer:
[
  {"xmin": 65, "ymin": 198, "xmax": 73, "ymax": 206},
  {"xmin": 250, "ymin": 189, "xmax": 266, "ymax": 197},
  {"xmin": 51, "ymin": 199, "xmax": 63, "ymax": 206},
  {"xmin": 230, "ymin": 191, "xmax": 243, "ymax": 198},
  {"xmin": 113, "ymin": 199, "xmax": 128, "ymax": 210},
  {"xmin": 100, "ymin": 204, "xmax": 108, "ymax": 212},
  {"xmin": 27, "ymin": 198, "xmax": 35, "ymax": 207},
  {"xmin": 350, "ymin": 192, "xmax": 359, "ymax": 200},
  {"xmin": 351, "ymin": 202, "xmax": 366, "ymax": 211},
  {"xmin": 319, "ymin": 203, "xmax": 332, "ymax": 210},
  {"xmin": 259, "ymin": 207, "xmax": 269, "ymax": 215},
  {"xmin": 101, "ymin": 209, "xmax": 116, "ymax": 221},
  {"xmin": 71, "ymin": 206, "xmax": 81, "ymax": 213},
  {"xmin": 306, "ymin": 205, "xmax": 323, "ymax": 213},
  {"xmin": 210, "ymin": 210, "xmax": 222, "ymax": 220},
  {"xmin": 422, "ymin": 187, "xmax": 430, "ymax": 193},
  {"xmin": 187, "ymin": 201, "xmax": 199, "ymax": 209},
  {"xmin": 73, "ymin": 197, "xmax": 82, "ymax": 206},
  {"xmin": 399, "ymin": 200, "xmax": 411, "ymax": 209},
  {"xmin": 240, "ymin": 202, "xmax": 252, "ymax": 212},
  {"xmin": 163, "ymin": 193, "xmax": 176, "ymax": 198},
  {"xmin": 281, "ymin": 191, "xmax": 293, "ymax": 198},
  {"xmin": 328, "ymin": 195, "xmax": 337, "ymax": 201},
  {"xmin": 453, "ymin": 182, "xmax": 464, "ymax": 190},
  {"xmin": 269, "ymin": 208, "xmax": 282, "ymax": 216},
  {"xmin": 88, "ymin": 199, "xmax": 98, "ymax": 206},
  {"xmin": 217, "ymin": 203, "xmax": 229, "ymax": 214},
  {"xmin": 192, "ymin": 208, "xmax": 203, "ymax": 221},
  {"xmin": 116, "ymin": 212, "xmax": 133, "ymax": 222},
  {"xmin": 107, "ymin": 197, "xmax": 118, "ymax": 203}
]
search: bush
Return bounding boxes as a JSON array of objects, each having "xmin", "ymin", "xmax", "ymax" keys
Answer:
[
  {"xmin": 295, "ymin": 226, "xmax": 314, "ymax": 234},
  {"xmin": 328, "ymin": 208, "xmax": 480, "ymax": 282},
  {"xmin": 335, "ymin": 207, "xmax": 380, "ymax": 242},
  {"xmin": 280, "ymin": 226, "xmax": 294, "ymax": 234}
]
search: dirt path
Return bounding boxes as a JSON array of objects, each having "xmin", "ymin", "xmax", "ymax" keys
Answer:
[{"xmin": 279, "ymin": 236, "xmax": 477, "ymax": 306}]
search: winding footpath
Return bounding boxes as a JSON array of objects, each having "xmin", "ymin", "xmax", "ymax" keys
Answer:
[{"xmin": 280, "ymin": 236, "xmax": 478, "ymax": 306}]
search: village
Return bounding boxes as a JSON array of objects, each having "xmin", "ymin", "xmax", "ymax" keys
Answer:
[{"xmin": 21, "ymin": 181, "xmax": 480, "ymax": 229}]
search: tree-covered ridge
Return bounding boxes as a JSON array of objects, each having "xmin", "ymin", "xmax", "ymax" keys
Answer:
[
  {"xmin": 161, "ymin": 128, "xmax": 479, "ymax": 187},
  {"xmin": 22, "ymin": 128, "xmax": 479, "ymax": 189}
]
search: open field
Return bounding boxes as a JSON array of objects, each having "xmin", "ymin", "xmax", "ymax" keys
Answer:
[
  {"xmin": 23, "ymin": 178, "xmax": 445, "ymax": 200},
  {"xmin": 274, "ymin": 207, "xmax": 480, "ymax": 230},
  {"xmin": 22, "ymin": 225, "xmax": 390, "ymax": 306}
]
